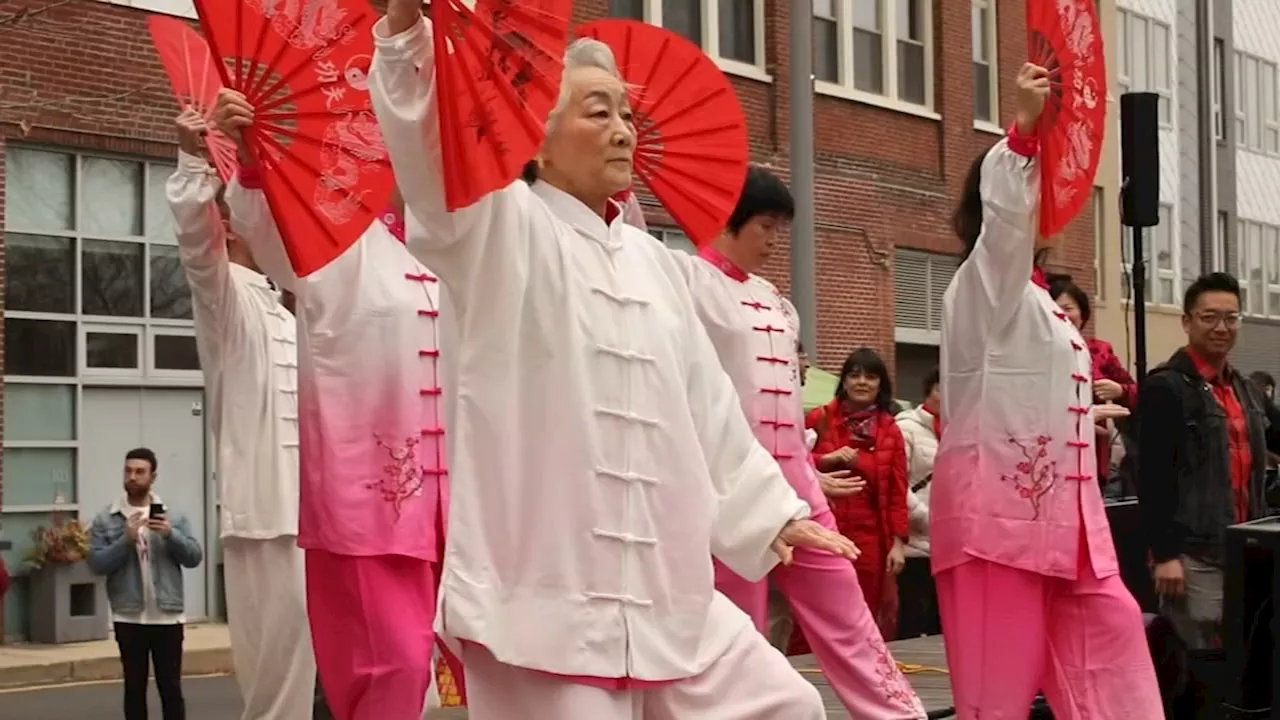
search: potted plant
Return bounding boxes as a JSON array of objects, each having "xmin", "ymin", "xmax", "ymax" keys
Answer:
[{"xmin": 24, "ymin": 505, "xmax": 109, "ymax": 644}]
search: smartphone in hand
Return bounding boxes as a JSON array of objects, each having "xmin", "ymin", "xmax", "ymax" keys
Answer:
[{"xmin": 149, "ymin": 502, "xmax": 166, "ymax": 518}]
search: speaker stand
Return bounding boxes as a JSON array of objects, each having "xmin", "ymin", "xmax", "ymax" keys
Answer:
[{"xmin": 1131, "ymin": 225, "xmax": 1149, "ymax": 381}]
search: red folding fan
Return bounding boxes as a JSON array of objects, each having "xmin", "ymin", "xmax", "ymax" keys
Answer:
[
  {"xmin": 147, "ymin": 16, "xmax": 239, "ymax": 182},
  {"xmin": 577, "ymin": 19, "xmax": 750, "ymax": 247},
  {"xmin": 1028, "ymin": 0, "xmax": 1108, "ymax": 237},
  {"xmin": 431, "ymin": 0, "xmax": 572, "ymax": 210},
  {"xmin": 190, "ymin": 0, "xmax": 394, "ymax": 277}
]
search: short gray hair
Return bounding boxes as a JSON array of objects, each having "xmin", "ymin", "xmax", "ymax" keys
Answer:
[{"xmin": 547, "ymin": 38, "xmax": 624, "ymax": 133}]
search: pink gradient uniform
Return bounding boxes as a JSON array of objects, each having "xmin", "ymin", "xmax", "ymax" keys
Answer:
[
  {"xmin": 931, "ymin": 130, "xmax": 1162, "ymax": 719},
  {"xmin": 681, "ymin": 246, "xmax": 925, "ymax": 719},
  {"xmin": 226, "ymin": 173, "xmax": 449, "ymax": 720}
]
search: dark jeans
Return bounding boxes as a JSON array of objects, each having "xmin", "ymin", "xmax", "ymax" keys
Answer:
[
  {"xmin": 114, "ymin": 621, "xmax": 185, "ymax": 720},
  {"xmin": 896, "ymin": 556, "xmax": 941, "ymax": 639}
]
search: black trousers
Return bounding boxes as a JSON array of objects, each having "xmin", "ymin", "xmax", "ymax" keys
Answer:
[
  {"xmin": 896, "ymin": 556, "xmax": 942, "ymax": 639},
  {"xmin": 114, "ymin": 621, "xmax": 185, "ymax": 720}
]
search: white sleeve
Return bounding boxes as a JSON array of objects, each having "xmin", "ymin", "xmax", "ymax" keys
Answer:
[
  {"xmin": 167, "ymin": 151, "xmax": 235, "ymax": 357},
  {"xmin": 368, "ymin": 15, "xmax": 533, "ymax": 288},
  {"xmin": 683, "ymin": 308, "xmax": 810, "ymax": 581},
  {"xmin": 224, "ymin": 179, "xmax": 300, "ymax": 293},
  {"xmin": 949, "ymin": 137, "xmax": 1040, "ymax": 338}
]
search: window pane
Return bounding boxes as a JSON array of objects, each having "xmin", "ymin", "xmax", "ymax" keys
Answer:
[
  {"xmin": 1131, "ymin": 18, "xmax": 1147, "ymax": 91},
  {"xmin": 1, "ymin": 448, "xmax": 77, "ymax": 506},
  {"xmin": 82, "ymin": 239, "xmax": 144, "ymax": 317},
  {"xmin": 1267, "ymin": 227, "xmax": 1280, "ymax": 285},
  {"xmin": 608, "ymin": 0, "xmax": 645, "ymax": 19},
  {"xmin": 4, "ymin": 148, "xmax": 74, "ymax": 231},
  {"xmin": 652, "ymin": 228, "xmax": 696, "ymax": 254},
  {"xmin": 81, "ymin": 157, "xmax": 143, "ymax": 237},
  {"xmin": 853, "ymin": 0, "xmax": 879, "ymax": 29},
  {"xmin": 155, "ymin": 334, "xmax": 201, "ymax": 371},
  {"xmin": 5, "ymin": 233, "xmax": 74, "ymax": 313},
  {"xmin": 898, "ymin": 41, "xmax": 926, "ymax": 104},
  {"xmin": 1117, "ymin": 13, "xmax": 1129, "ymax": 78},
  {"xmin": 1264, "ymin": 63, "xmax": 1277, "ymax": 123},
  {"xmin": 1152, "ymin": 24, "xmax": 1169, "ymax": 90},
  {"xmin": 853, "ymin": 29, "xmax": 884, "ymax": 93},
  {"xmin": 1247, "ymin": 58, "xmax": 1260, "ymax": 148},
  {"xmin": 717, "ymin": 0, "xmax": 755, "ymax": 63},
  {"xmin": 86, "ymin": 331, "xmax": 139, "ymax": 369},
  {"xmin": 4, "ymin": 319, "xmax": 75, "ymax": 376},
  {"xmin": 149, "ymin": 245, "xmax": 194, "ymax": 320},
  {"xmin": 815, "ymin": 0, "xmax": 834, "ymax": 16},
  {"xmin": 3, "ymin": 384, "xmax": 75, "ymax": 441},
  {"xmin": 1158, "ymin": 277, "xmax": 1174, "ymax": 305},
  {"xmin": 663, "ymin": 0, "xmax": 702, "ymax": 46},
  {"xmin": 814, "ymin": 17, "xmax": 840, "ymax": 82},
  {"xmin": 974, "ymin": 62, "xmax": 992, "ymax": 120},
  {"xmin": 1250, "ymin": 224, "xmax": 1264, "ymax": 313},
  {"xmin": 897, "ymin": 0, "xmax": 923, "ymax": 41},
  {"xmin": 145, "ymin": 163, "xmax": 178, "ymax": 243},
  {"xmin": 972, "ymin": 5, "xmax": 989, "ymax": 63}
]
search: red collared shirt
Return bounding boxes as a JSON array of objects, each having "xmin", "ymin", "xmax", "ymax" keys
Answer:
[{"xmin": 1187, "ymin": 347, "xmax": 1253, "ymax": 523}]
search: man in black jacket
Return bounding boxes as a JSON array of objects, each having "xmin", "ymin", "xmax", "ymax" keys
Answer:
[{"xmin": 1137, "ymin": 272, "xmax": 1270, "ymax": 650}]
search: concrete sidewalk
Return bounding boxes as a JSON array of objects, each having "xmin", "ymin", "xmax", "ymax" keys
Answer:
[{"xmin": 0, "ymin": 623, "xmax": 233, "ymax": 689}]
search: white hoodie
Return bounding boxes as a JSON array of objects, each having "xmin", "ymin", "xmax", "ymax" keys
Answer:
[{"xmin": 895, "ymin": 405, "xmax": 938, "ymax": 557}]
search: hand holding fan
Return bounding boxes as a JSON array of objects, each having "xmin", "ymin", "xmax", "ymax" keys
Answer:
[
  {"xmin": 189, "ymin": 0, "xmax": 394, "ymax": 277},
  {"xmin": 147, "ymin": 16, "xmax": 239, "ymax": 181},
  {"xmin": 1027, "ymin": 0, "xmax": 1107, "ymax": 237},
  {"xmin": 430, "ymin": 0, "xmax": 572, "ymax": 210},
  {"xmin": 577, "ymin": 19, "xmax": 750, "ymax": 247}
]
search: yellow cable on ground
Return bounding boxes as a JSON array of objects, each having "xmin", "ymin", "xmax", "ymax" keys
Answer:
[{"xmin": 796, "ymin": 662, "xmax": 948, "ymax": 676}]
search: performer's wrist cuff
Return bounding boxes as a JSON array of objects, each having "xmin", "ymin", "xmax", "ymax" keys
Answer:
[
  {"xmin": 238, "ymin": 164, "xmax": 263, "ymax": 189},
  {"xmin": 1007, "ymin": 122, "xmax": 1039, "ymax": 158}
]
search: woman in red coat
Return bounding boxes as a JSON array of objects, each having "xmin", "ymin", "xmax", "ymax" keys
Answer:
[{"xmin": 806, "ymin": 347, "xmax": 909, "ymax": 639}]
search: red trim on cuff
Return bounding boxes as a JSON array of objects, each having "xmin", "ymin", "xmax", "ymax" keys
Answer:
[
  {"xmin": 1006, "ymin": 122, "xmax": 1039, "ymax": 158},
  {"xmin": 238, "ymin": 164, "xmax": 263, "ymax": 189}
]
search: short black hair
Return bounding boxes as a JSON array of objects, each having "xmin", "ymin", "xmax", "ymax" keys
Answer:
[
  {"xmin": 835, "ymin": 347, "xmax": 894, "ymax": 412},
  {"xmin": 125, "ymin": 447, "xmax": 158, "ymax": 473},
  {"xmin": 727, "ymin": 166, "xmax": 794, "ymax": 234},
  {"xmin": 1182, "ymin": 272, "xmax": 1241, "ymax": 315},
  {"xmin": 1047, "ymin": 276, "xmax": 1092, "ymax": 326},
  {"xmin": 1250, "ymin": 371, "xmax": 1275, "ymax": 389},
  {"xmin": 923, "ymin": 368, "xmax": 940, "ymax": 397}
]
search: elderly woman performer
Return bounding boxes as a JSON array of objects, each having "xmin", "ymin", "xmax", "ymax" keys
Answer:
[
  {"xmin": 367, "ymin": 3, "xmax": 858, "ymax": 718},
  {"xmin": 931, "ymin": 62, "xmax": 1162, "ymax": 718}
]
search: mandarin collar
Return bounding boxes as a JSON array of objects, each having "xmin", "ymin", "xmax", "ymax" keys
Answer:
[{"xmin": 531, "ymin": 181, "xmax": 626, "ymax": 250}]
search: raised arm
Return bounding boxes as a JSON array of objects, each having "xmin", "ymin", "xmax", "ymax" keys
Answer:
[
  {"xmin": 167, "ymin": 122, "xmax": 231, "ymax": 316},
  {"xmin": 947, "ymin": 63, "xmax": 1047, "ymax": 339},
  {"xmin": 223, "ymin": 170, "xmax": 299, "ymax": 293},
  {"xmin": 368, "ymin": 6, "xmax": 529, "ymax": 284}
]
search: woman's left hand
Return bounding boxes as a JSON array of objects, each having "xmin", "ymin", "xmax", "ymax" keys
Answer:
[
  {"xmin": 1093, "ymin": 378, "xmax": 1124, "ymax": 402},
  {"xmin": 886, "ymin": 538, "xmax": 907, "ymax": 576}
]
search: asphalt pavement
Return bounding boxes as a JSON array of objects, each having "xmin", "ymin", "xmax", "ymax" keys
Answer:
[{"xmin": 0, "ymin": 675, "xmax": 243, "ymax": 720}]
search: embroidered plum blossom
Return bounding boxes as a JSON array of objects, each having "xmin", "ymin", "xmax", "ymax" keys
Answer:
[
  {"xmin": 365, "ymin": 435, "xmax": 427, "ymax": 519},
  {"xmin": 1000, "ymin": 435, "xmax": 1059, "ymax": 519},
  {"xmin": 868, "ymin": 633, "xmax": 923, "ymax": 712}
]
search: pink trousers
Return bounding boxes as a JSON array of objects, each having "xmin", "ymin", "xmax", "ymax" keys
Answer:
[
  {"xmin": 935, "ymin": 555, "xmax": 1162, "ymax": 719},
  {"xmin": 305, "ymin": 550, "xmax": 443, "ymax": 720},
  {"xmin": 714, "ymin": 508, "xmax": 926, "ymax": 719}
]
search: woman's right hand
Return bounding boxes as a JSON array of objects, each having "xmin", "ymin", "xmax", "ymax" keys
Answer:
[
  {"xmin": 1014, "ymin": 62, "xmax": 1051, "ymax": 136},
  {"xmin": 212, "ymin": 89, "xmax": 254, "ymax": 146},
  {"xmin": 820, "ymin": 447, "xmax": 858, "ymax": 470}
]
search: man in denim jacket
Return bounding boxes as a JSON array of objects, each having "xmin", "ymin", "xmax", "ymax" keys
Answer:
[{"xmin": 88, "ymin": 447, "xmax": 203, "ymax": 720}]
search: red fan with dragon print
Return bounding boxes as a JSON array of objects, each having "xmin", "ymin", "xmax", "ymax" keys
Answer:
[
  {"xmin": 147, "ymin": 16, "xmax": 240, "ymax": 182},
  {"xmin": 1028, "ymin": 0, "xmax": 1108, "ymax": 237},
  {"xmin": 432, "ymin": 0, "xmax": 573, "ymax": 210},
  {"xmin": 577, "ymin": 19, "xmax": 749, "ymax": 247},
  {"xmin": 189, "ymin": 0, "xmax": 394, "ymax": 277}
]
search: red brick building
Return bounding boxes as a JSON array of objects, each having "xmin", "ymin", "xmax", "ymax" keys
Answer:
[{"xmin": 0, "ymin": 0, "xmax": 1095, "ymax": 637}]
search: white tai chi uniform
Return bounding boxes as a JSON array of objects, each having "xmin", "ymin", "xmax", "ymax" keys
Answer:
[
  {"xmin": 369, "ymin": 16, "xmax": 825, "ymax": 720},
  {"xmin": 167, "ymin": 151, "xmax": 315, "ymax": 719}
]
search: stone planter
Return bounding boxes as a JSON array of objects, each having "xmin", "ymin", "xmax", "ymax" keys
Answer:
[{"xmin": 26, "ymin": 560, "xmax": 109, "ymax": 644}]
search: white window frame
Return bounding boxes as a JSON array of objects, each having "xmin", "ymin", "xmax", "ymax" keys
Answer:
[
  {"xmin": 1237, "ymin": 218, "xmax": 1280, "ymax": 318},
  {"xmin": 1116, "ymin": 10, "xmax": 1173, "ymax": 128},
  {"xmin": 649, "ymin": 226, "xmax": 696, "ymax": 255},
  {"xmin": 1214, "ymin": 211, "xmax": 1228, "ymax": 272},
  {"xmin": 80, "ymin": 323, "xmax": 144, "ymax": 380},
  {"xmin": 1213, "ymin": 38, "xmax": 1225, "ymax": 142},
  {"xmin": 971, "ymin": 0, "xmax": 1000, "ymax": 132},
  {"xmin": 1121, "ymin": 203, "xmax": 1178, "ymax": 307},
  {"xmin": 627, "ymin": 0, "xmax": 770, "ymax": 82},
  {"xmin": 813, "ymin": 0, "xmax": 937, "ymax": 119},
  {"xmin": 147, "ymin": 326, "xmax": 203, "ymax": 383},
  {"xmin": 1233, "ymin": 51, "xmax": 1280, "ymax": 156}
]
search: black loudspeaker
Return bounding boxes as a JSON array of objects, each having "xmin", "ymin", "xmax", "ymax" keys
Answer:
[
  {"xmin": 1120, "ymin": 92, "xmax": 1161, "ymax": 228},
  {"xmin": 1223, "ymin": 517, "xmax": 1280, "ymax": 718}
]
